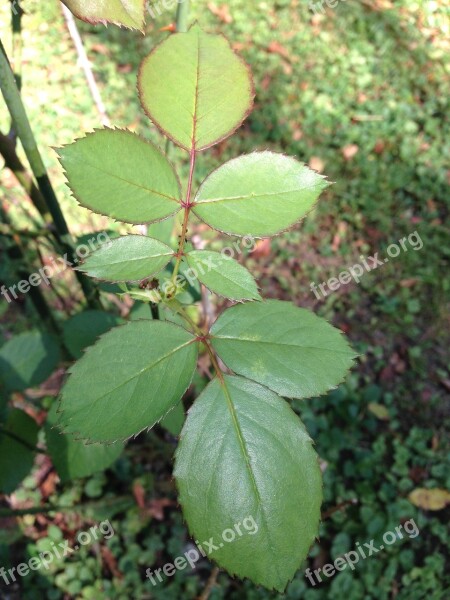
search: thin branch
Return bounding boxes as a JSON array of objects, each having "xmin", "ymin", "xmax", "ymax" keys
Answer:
[
  {"xmin": 61, "ymin": 4, "xmax": 111, "ymax": 127},
  {"xmin": 198, "ymin": 566, "xmax": 220, "ymax": 600}
]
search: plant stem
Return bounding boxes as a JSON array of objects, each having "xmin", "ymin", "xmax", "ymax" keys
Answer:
[
  {"xmin": 0, "ymin": 131, "xmax": 53, "ymax": 224},
  {"xmin": 198, "ymin": 566, "xmax": 220, "ymax": 600},
  {"xmin": 172, "ymin": 150, "xmax": 196, "ymax": 282},
  {"xmin": 0, "ymin": 39, "xmax": 102, "ymax": 309},
  {"xmin": 176, "ymin": 0, "xmax": 190, "ymax": 33}
]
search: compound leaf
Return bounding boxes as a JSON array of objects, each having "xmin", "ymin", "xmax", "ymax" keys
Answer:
[
  {"xmin": 58, "ymin": 129, "xmax": 182, "ymax": 225},
  {"xmin": 175, "ymin": 375, "xmax": 322, "ymax": 592},
  {"xmin": 184, "ymin": 250, "xmax": 260, "ymax": 301},
  {"xmin": 194, "ymin": 152, "xmax": 328, "ymax": 237},
  {"xmin": 78, "ymin": 235, "xmax": 174, "ymax": 282},
  {"xmin": 210, "ymin": 300, "xmax": 355, "ymax": 399},
  {"xmin": 138, "ymin": 25, "xmax": 254, "ymax": 151},
  {"xmin": 58, "ymin": 321, "xmax": 198, "ymax": 442},
  {"xmin": 62, "ymin": 0, "xmax": 145, "ymax": 30},
  {"xmin": 45, "ymin": 404, "xmax": 123, "ymax": 482}
]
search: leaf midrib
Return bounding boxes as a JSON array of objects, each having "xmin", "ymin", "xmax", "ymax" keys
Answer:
[
  {"xmin": 73, "ymin": 338, "xmax": 196, "ymax": 409},
  {"xmin": 195, "ymin": 185, "xmax": 324, "ymax": 205},
  {"xmin": 71, "ymin": 159, "xmax": 180, "ymax": 203},
  {"xmin": 212, "ymin": 335, "xmax": 353, "ymax": 354},
  {"xmin": 219, "ymin": 378, "xmax": 283, "ymax": 582}
]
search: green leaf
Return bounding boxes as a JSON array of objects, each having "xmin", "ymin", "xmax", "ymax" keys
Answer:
[
  {"xmin": 210, "ymin": 300, "xmax": 355, "ymax": 399},
  {"xmin": 174, "ymin": 375, "xmax": 322, "ymax": 592},
  {"xmin": 58, "ymin": 129, "xmax": 182, "ymax": 225},
  {"xmin": 160, "ymin": 402, "xmax": 185, "ymax": 437},
  {"xmin": 45, "ymin": 404, "xmax": 123, "ymax": 483},
  {"xmin": 138, "ymin": 25, "xmax": 254, "ymax": 152},
  {"xmin": 184, "ymin": 250, "xmax": 260, "ymax": 301},
  {"xmin": 61, "ymin": 0, "xmax": 145, "ymax": 30},
  {"xmin": 0, "ymin": 409, "xmax": 39, "ymax": 493},
  {"xmin": 63, "ymin": 310, "xmax": 124, "ymax": 360},
  {"xmin": 58, "ymin": 321, "xmax": 198, "ymax": 442},
  {"xmin": 78, "ymin": 235, "xmax": 174, "ymax": 282},
  {"xmin": 194, "ymin": 152, "xmax": 329, "ymax": 237},
  {"xmin": 0, "ymin": 331, "xmax": 60, "ymax": 392}
]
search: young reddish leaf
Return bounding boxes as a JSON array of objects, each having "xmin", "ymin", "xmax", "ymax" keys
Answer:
[{"xmin": 138, "ymin": 25, "xmax": 254, "ymax": 152}]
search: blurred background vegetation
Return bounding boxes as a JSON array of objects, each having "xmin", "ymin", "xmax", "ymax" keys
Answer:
[{"xmin": 0, "ymin": 0, "xmax": 449, "ymax": 598}]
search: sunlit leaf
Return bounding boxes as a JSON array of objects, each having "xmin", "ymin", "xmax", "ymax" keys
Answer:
[
  {"xmin": 58, "ymin": 321, "xmax": 198, "ymax": 442},
  {"xmin": 79, "ymin": 235, "xmax": 174, "ymax": 282},
  {"xmin": 138, "ymin": 25, "xmax": 254, "ymax": 151},
  {"xmin": 184, "ymin": 250, "xmax": 260, "ymax": 301},
  {"xmin": 175, "ymin": 375, "xmax": 322, "ymax": 592},
  {"xmin": 210, "ymin": 300, "xmax": 355, "ymax": 399},
  {"xmin": 58, "ymin": 129, "xmax": 182, "ymax": 225},
  {"xmin": 194, "ymin": 152, "xmax": 328, "ymax": 237}
]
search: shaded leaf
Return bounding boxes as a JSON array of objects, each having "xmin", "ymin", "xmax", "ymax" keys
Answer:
[
  {"xmin": 58, "ymin": 321, "xmax": 198, "ymax": 442},
  {"xmin": 210, "ymin": 300, "xmax": 355, "ymax": 399},
  {"xmin": 78, "ymin": 235, "xmax": 174, "ymax": 282},
  {"xmin": 138, "ymin": 25, "xmax": 254, "ymax": 151},
  {"xmin": 0, "ymin": 409, "xmax": 39, "ymax": 493},
  {"xmin": 45, "ymin": 404, "xmax": 123, "ymax": 482},
  {"xmin": 58, "ymin": 129, "xmax": 182, "ymax": 225},
  {"xmin": 0, "ymin": 331, "xmax": 60, "ymax": 392},
  {"xmin": 175, "ymin": 375, "xmax": 322, "ymax": 592},
  {"xmin": 194, "ymin": 152, "xmax": 328, "ymax": 237},
  {"xmin": 184, "ymin": 250, "xmax": 260, "ymax": 301},
  {"xmin": 160, "ymin": 402, "xmax": 185, "ymax": 437},
  {"xmin": 63, "ymin": 310, "xmax": 123, "ymax": 360}
]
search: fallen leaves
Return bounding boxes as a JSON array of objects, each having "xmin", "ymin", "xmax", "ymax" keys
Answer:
[
  {"xmin": 342, "ymin": 144, "xmax": 359, "ymax": 160},
  {"xmin": 408, "ymin": 488, "xmax": 450, "ymax": 511}
]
